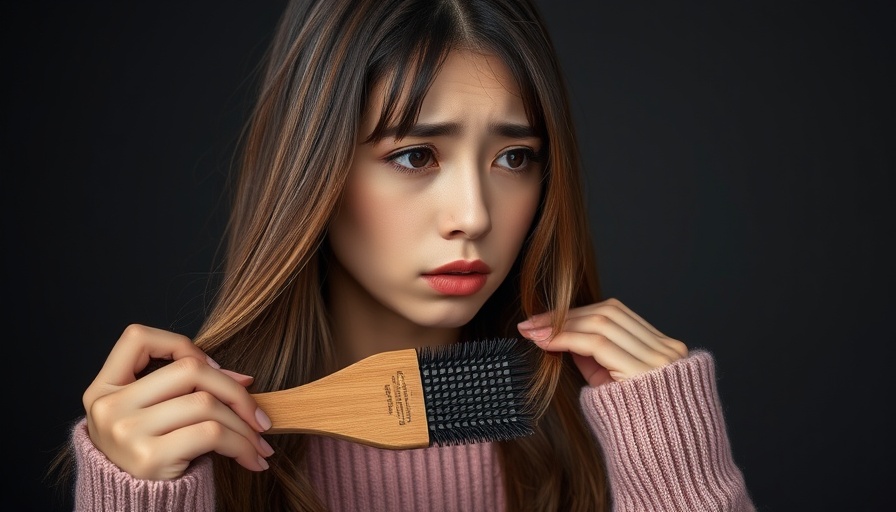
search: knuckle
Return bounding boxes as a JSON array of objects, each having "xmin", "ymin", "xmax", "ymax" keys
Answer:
[
  {"xmin": 120, "ymin": 323, "xmax": 193, "ymax": 349},
  {"xmin": 173, "ymin": 355, "xmax": 205, "ymax": 373},
  {"xmin": 87, "ymin": 394, "xmax": 117, "ymax": 424},
  {"xmin": 130, "ymin": 441, "xmax": 161, "ymax": 479},
  {"xmin": 586, "ymin": 314, "xmax": 611, "ymax": 327},
  {"xmin": 665, "ymin": 338, "xmax": 689, "ymax": 356},
  {"xmin": 198, "ymin": 420, "xmax": 227, "ymax": 443},
  {"xmin": 589, "ymin": 333, "xmax": 611, "ymax": 347},
  {"xmin": 120, "ymin": 323, "xmax": 150, "ymax": 342},
  {"xmin": 602, "ymin": 297, "xmax": 622, "ymax": 307},
  {"xmin": 170, "ymin": 331, "xmax": 193, "ymax": 346},
  {"xmin": 109, "ymin": 416, "xmax": 139, "ymax": 444},
  {"xmin": 81, "ymin": 388, "xmax": 97, "ymax": 412},
  {"xmin": 189, "ymin": 391, "xmax": 219, "ymax": 412}
]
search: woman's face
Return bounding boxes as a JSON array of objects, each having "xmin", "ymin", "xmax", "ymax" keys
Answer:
[{"xmin": 328, "ymin": 50, "xmax": 543, "ymax": 331}]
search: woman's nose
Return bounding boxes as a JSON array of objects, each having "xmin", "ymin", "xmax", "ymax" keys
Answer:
[{"xmin": 438, "ymin": 164, "xmax": 492, "ymax": 240}]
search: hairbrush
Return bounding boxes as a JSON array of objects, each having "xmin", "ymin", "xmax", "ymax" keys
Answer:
[{"xmin": 252, "ymin": 338, "xmax": 536, "ymax": 449}]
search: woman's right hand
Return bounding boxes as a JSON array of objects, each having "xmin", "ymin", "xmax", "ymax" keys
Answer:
[{"xmin": 82, "ymin": 324, "xmax": 275, "ymax": 480}]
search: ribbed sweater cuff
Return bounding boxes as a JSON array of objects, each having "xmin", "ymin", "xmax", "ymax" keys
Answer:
[
  {"xmin": 579, "ymin": 351, "xmax": 754, "ymax": 512},
  {"xmin": 71, "ymin": 418, "xmax": 216, "ymax": 512}
]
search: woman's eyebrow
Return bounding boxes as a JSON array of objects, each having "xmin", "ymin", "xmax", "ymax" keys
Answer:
[
  {"xmin": 376, "ymin": 121, "xmax": 537, "ymax": 141},
  {"xmin": 490, "ymin": 122, "xmax": 536, "ymax": 139}
]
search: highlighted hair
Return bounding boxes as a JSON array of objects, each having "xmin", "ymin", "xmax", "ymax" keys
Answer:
[{"xmin": 196, "ymin": 1, "xmax": 607, "ymax": 509}]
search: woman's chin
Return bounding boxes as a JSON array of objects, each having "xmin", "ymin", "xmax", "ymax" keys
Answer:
[{"xmin": 401, "ymin": 304, "xmax": 482, "ymax": 331}]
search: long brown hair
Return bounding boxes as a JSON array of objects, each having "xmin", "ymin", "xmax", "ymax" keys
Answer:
[{"xmin": 193, "ymin": 0, "xmax": 607, "ymax": 509}]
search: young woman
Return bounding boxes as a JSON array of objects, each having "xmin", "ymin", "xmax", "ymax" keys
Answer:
[{"xmin": 63, "ymin": 0, "xmax": 754, "ymax": 510}]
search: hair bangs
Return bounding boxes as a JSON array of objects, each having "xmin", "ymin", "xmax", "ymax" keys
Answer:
[
  {"xmin": 360, "ymin": 0, "xmax": 547, "ymax": 146},
  {"xmin": 360, "ymin": 1, "xmax": 457, "ymax": 143}
]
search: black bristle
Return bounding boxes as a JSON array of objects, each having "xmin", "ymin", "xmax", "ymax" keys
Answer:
[{"xmin": 416, "ymin": 338, "xmax": 535, "ymax": 447}]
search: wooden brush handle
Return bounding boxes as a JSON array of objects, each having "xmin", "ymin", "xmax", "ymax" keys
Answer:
[{"xmin": 252, "ymin": 348, "xmax": 430, "ymax": 449}]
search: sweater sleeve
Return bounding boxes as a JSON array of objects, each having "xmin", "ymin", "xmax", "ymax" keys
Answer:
[
  {"xmin": 579, "ymin": 350, "xmax": 755, "ymax": 512},
  {"xmin": 71, "ymin": 417, "xmax": 216, "ymax": 512}
]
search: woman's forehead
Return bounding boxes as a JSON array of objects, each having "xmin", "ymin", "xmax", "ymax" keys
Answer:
[{"xmin": 362, "ymin": 50, "xmax": 527, "ymax": 139}]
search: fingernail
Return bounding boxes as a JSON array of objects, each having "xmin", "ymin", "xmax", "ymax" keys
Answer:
[
  {"xmin": 219, "ymin": 369, "xmax": 254, "ymax": 382},
  {"xmin": 259, "ymin": 437, "xmax": 275, "ymax": 457},
  {"xmin": 257, "ymin": 455, "xmax": 270, "ymax": 470},
  {"xmin": 255, "ymin": 407, "xmax": 273, "ymax": 432},
  {"xmin": 524, "ymin": 326, "xmax": 552, "ymax": 342},
  {"xmin": 519, "ymin": 312, "xmax": 551, "ymax": 329},
  {"xmin": 206, "ymin": 356, "xmax": 221, "ymax": 369}
]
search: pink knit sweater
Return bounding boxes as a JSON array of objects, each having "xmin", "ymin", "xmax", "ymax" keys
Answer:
[{"xmin": 71, "ymin": 351, "xmax": 755, "ymax": 511}]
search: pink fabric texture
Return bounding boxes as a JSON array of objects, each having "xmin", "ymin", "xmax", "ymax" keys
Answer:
[
  {"xmin": 580, "ymin": 351, "xmax": 755, "ymax": 512},
  {"xmin": 71, "ymin": 350, "xmax": 753, "ymax": 511},
  {"xmin": 306, "ymin": 435, "xmax": 503, "ymax": 512},
  {"xmin": 73, "ymin": 424, "xmax": 215, "ymax": 511}
]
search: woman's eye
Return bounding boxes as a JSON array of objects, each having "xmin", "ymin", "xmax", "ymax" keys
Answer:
[
  {"xmin": 495, "ymin": 148, "xmax": 536, "ymax": 171},
  {"xmin": 389, "ymin": 147, "xmax": 436, "ymax": 170}
]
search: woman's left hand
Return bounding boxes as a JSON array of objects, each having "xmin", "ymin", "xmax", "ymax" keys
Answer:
[{"xmin": 517, "ymin": 297, "xmax": 689, "ymax": 387}]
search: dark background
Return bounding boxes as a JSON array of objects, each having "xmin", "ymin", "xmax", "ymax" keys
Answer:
[{"xmin": 5, "ymin": 1, "xmax": 893, "ymax": 510}]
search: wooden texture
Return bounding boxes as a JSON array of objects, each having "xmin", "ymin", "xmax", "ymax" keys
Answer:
[{"xmin": 252, "ymin": 348, "xmax": 430, "ymax": 449}]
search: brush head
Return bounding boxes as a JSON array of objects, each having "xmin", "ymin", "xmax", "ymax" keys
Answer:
[{"xmin": 416, "ymin": 338, "xmax": 536, "ymax": 447}]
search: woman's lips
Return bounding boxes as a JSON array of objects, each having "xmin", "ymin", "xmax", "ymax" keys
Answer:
[{"xmin": 422, "ymin": 260, "xmax": 491, "ymax": 296}]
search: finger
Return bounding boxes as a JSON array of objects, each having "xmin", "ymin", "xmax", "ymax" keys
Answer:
[
  {"xmin": 219, "ymin": 369, "xmax": 255, "ymax": 387},
  {"xmin": 570, "ymin": 353, "xmax": 613, "ymax": 387},
  {"xmin": 561, "ymin": 314, "xmax": 679, "ymax": 368},
  {"xmin": 135, "ymin": 391, "xmax": 275, "ymax": 457},
  {"xmin": 116, "ymin": 356, "xmax": 270, "ymax": 432},
  {"xmin": 134, "ymin": 422, "xmax": 270, "ymax": 480},
  {"xmin": 590, "ymin": 299, "xmax": 688, "ymax": 357},
  {"xmin": 168, "ymin": 422, "xmax": 270, "ymax": 473},
  {"xmin": 519, "ymin": 297, "xmax": 661, "ymax": 331},
  {"xmin": 96, "ymin": 324, "xmax": 213, "ymax": 386},
  {"xmin": 577, "ymin": 305, "xmax": 683, "ymax": 360},
  {"xmin": 534, "ymin": 331, "xmax": 652, "ymax": 380},
  {"xmin": 564, "ymin": 300, "xmax": 659, "ymax": 334},
  {"xmin": 526, "ymin": 298, "xmax": 666, "ymax": 337},
  {"xmin": 572, "ymin": 299, "xmax": 688, "ymax": 357},
  {"xmin": 522, "ymin": 298, "xmax": 687, "ymax": 359},
  {"xmin": 589, "ymin": 298, "xmax": 666, "ymax": 338},
  {"xmin": 519, "ymin": 313, "xmax": 660, "ymax": 365}
]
